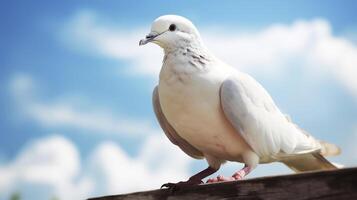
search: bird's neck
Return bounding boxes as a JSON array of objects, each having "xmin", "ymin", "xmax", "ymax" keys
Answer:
[
  {"xmin": 159, "ymin": 43, "xmax": 214, "ymax": 85},
  {"xmin": 163, "ymin": 39, "xmax": 214, "ymax": 63},
  {"xmin": 163, "ymin": 37, "xmax": 209, "ymax": 55},
  {"xmin": 163, "ymin": 45, "xmax": 213, "ymax": 69}
]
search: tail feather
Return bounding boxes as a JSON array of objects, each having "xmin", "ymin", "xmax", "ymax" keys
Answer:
[
  {"xmin": 319, "ymin": 141, "xmax": 341, "ymax": 157},
  {"xmin": 281, "ymin": 152, "xmax": 338, "ymax": 173}
]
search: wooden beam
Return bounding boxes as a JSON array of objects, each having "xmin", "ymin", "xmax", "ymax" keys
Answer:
[{"xmin": 88, "ymin": 167, "xmax": 357, "ymax": 200}]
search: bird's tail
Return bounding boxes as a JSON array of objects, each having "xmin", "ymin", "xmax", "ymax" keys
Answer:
[
  {"xmin": 281, "ymin": 141, "xmax": 341, "ymax": 173},
  {"xmin": 281, "ymin": 152, "xmax": 337, "ymax": 172},
  {"xmin": 319, "ymin": 140, "xmax": 341, "ymax": 157}
]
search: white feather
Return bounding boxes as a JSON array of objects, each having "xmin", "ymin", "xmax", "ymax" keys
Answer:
[{"xmin": 220, "ymin": 72, "xmax": 321, "ymax": 160}]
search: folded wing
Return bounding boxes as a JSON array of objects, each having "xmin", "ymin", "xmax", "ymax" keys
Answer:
[
  {"xmin": 153, "ymin": 86, "xmax": 204, "ymax": 159},
  {"xmin": 220, "ymin": 73, "xmax": 322, "ymax": 160}
]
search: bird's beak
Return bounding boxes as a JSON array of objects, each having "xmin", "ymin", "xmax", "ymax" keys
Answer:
[{"xmin": 139, "ymin": 32, "xmax": 158, "ymax": 46}]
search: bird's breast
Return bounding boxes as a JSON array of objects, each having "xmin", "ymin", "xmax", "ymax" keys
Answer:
[
  {"xmin": 159, "ymin": 63, "xmax": 223, "ymax": 124},
  {"xmin": 158, "ymin": 65, "xmax": 250, "ymax": 161}
]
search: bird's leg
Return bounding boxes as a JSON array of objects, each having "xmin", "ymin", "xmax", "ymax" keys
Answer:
[
  {"xmin": 231, "ymin": 165, "xmax": 252, "ymax": 180},
  {"xmin": 206, "ymin": 165, "xmax": 252, "ymax": 183},
  {"xmin": 161, "ymin": 166, "xmax": 218, "ymax": 190}
]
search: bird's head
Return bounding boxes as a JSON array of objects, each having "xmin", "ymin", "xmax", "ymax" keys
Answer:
[{"xmin": 139, "ymin": 15, "xmax": 202, "ymax": 50}]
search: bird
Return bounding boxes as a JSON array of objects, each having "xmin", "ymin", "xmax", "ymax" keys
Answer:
[{"xmin": 139, "ymin": 15, "xmax": 341, "ymax": 189}]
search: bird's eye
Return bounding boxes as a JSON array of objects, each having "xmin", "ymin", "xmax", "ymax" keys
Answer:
[{"xmin": 169, "ymin": 24, "xmax": 176, "ymax": 32}]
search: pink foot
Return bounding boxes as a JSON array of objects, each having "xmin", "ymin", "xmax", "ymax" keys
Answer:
[
  {"xmin": 232, "ymin": 170, "xmax": 246, "ymax": 180},
  {"xmin": 206, "ymin": 166, "xmax": 251, "ymax": 183},
  {"xmin": 206, "ymin": 175, "xmax": 236, "ymax": 183}
]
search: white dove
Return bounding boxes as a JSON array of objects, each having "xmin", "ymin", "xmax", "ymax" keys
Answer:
[{"xmin": 139, "ymin": 15, "xmax": 340, "ymax": 189}]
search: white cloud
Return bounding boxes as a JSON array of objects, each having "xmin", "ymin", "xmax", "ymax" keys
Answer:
[
  {"xmin": 0, "ymin": 134, "xmax": 191, "ymax": 200},
  {"xmin": 0, "ymin": 135, "xmax": 92, "ymax": 200},
  {"xmin": 64, "ymin": 11, "xmax": 357, "ymax": 99},
  {"xmin": 62, "ymin": 10, "xmax": 163, "ymax": 76},
  {"xmin": 9, "ymin": 73, "xmax": 157, "ymax": 136},
  {"xmin": 27, "ymin": 102, "xmax": 155, "ymax": 136},
  {"xmin": 205, "ymin": 20, "xmax": 357, "ymax": 97},
  {"xmin": 88, "ymin": 134, "xmax": 191, "ymax": 195}
]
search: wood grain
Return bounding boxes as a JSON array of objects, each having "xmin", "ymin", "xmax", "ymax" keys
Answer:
[{"xmin": 88, "ymin": 167, "xmax": 357, "ymax": 200}]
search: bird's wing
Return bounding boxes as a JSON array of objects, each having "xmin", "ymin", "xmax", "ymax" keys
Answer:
[
  {"xmin": 153, "ymin": 86, "xmax": 204, "ymax": 159},
  {"xmin": 220, "ymin": 73, "xmax": 321, "ymax": 159}
]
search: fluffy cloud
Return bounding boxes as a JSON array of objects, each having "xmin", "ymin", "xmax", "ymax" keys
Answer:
[
  {"xmin": 0, "ymin": 134, "xmax": 191, "ymax": 200},
  {"xmin": 88, "ymin": 134, "xmax": 191, "ymax": 195},
  {"xmin": 62, "ymin": 10, "xmax": 162, "ymax": 76},
  {"xmin": 9, "ymin": 73, "xmax": 157, "ymax": 136},
  {"xmin": 204, "ymin": 20, "xmax": 357, "ymax": 98},
  {"xmin": 63, "ymin": 11, "xmax": 357, "ymax": 99},
  {"xmin": 0, "ymin": 135, "xmax": 92, "ymax": 200}
]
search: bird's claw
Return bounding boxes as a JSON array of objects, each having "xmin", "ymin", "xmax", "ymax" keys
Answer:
[
  {"xmin": 161, "ymin": 179, "xmax": 203, "ymax": 193},
  {"xmin": 161, "ymin": 182, "xmax": 176, "ymax": 189},
  {"xmin": 160, "ymin": 182, "xmax": 184, "ymax": 193}
]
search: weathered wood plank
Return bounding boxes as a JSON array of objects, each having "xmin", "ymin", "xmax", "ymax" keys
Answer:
[{"xmin": 88, "ymin": 167, "xmax": 357, "ymax": 200}]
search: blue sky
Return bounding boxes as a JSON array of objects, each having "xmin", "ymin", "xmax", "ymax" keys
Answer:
[{"xmin": 1, "ymin": 1, "xmax": 357, "ymax": 199}]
